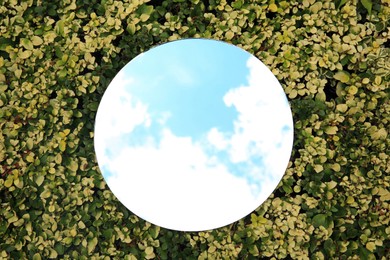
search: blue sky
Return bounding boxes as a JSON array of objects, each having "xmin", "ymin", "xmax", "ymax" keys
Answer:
[
  {"xmin": 124, "ymin": 39, "xmax": 249, "ymax": 137},
  {"xmin": 94, "ymin": 39, "xmax": 294, "ymax": 231}
]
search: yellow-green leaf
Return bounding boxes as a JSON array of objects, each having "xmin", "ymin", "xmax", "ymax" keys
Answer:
[
  {"xmin": 268, "ymin": 3, "xmax": 278, "ymax": 12},
  {"xmin": 40, "ymin": 189, "xmax": 51, "ymax": 199},
  {"xmin": 145, "ymin": 246, "xmax": 154, "ymax": 255},
  {"xmin": 59, "ymin": 140, "xmax": 66, "ymax": 152},
  {"xmin": 26, "ymin": 222, "xmax": 32, "ymax": 233},
  {"xmin": 20, "ymin": 38, "xmax": 33, "ymax": 50},
  {"xmin": 225, "ymin": 31, "xmax": 234, "ymax": 40},
  {"xmin": 336, "ymin": 104, "xmax": 348, "ymax": 113},
  {"xmin": 15, "ymin": 69, "xmax": 22, "ymax": 79},
  {"xmin": 18, "ymin": 50, "xmax": 32, "ymax": 59},
  {"xmin": 26, "ymin": 138, "xmax": 34, "ymax": 150},
  {"xmin": 127, "ymin": 23, "xmax": 136, "ymax": 34},
  {"xmin": 55, "ymin": 153, "xmax": 62, "ymax": 164},
  {"xmin": 140, "ymin": 13, "xmax": 150, "ymax": 22},
  {"xmin": 366, "ymin": 241, "xmax": 376, "ymax": 252},
  {"xmin": 32, "ymin": 253, "xmax": 42, "ymax": 260},
  {"xmin": 327, "ymin": 181, "xmax": 338, "ymax": 189},
  {"xmin": 314, "ymin": 164, "xmax": 323, "ymax": 173},
  {"xmin": 67, "ymin": 159, "xmax": 78, "ymax": 172},
  {"xmin": 207, "ymin": 246, "xmax": 216, "ymax": 253},
  {"xmin": 8, "ymin": 214, "xmax": 18, "ymax": 223},
  {"xmin": 87, "ymin": 237, "xmax": 98, "ymax": 254},
  {"xmin": 31, "ymin": 35, "xmax": 43, "ymax": 46},
  {"xmin": 35, "ymin": 175, "xmax": 44, "ymax": 186},
  {"xmin": 348, "ymin": 86, "xmax": 358, "ymax": 95},
  {"xmin": 331, "ymin": 163, "xmax": 341, "ymax": 172},
  {"xmin": 334, "ymin": 71, "xmax": 350, "ymax": 83},
  {"xmin": 26, "ymin": 155, "xmax": 34, "ymax": 163},
  {"xmin": 14, "ymin": 178, "xmax": 23, "ymax": 189},
  {"xmin": 5, "ymin": 177, "xmax": 13, "ymax": 188},
  {"xmin": 371, "ymin": 128, "xmax": 387, "ymax": 140},
  {"xmin": 325, "ymin": 126, "xmax": 338, "ymax": 135}
]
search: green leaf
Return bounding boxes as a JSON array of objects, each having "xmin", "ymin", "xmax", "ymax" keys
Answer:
[
  {"xmin": 55, "ymin": 244, "xmax": 65, "ymax": 255},
  {"xmin": 324, "ymin": 238, "xmax": 335, "ymax": 255},
  {"xmin": 149, "ymin": 225, "xmax": 160, "ymax": 239},
  {"xmin": 334, "ymin": 71, "xmax": 350, "ymax": 83},
  {"xmin": 55, "ymin": 20, "xmax": 65, "ymax": 37},
  {"xmin": 249, "ymin": 245, "xmax": 259, "ymax": 256},
  {"xmin": 127, "ymin": 23, "xmax": 136, "ymax": 34},
  {"xmin": 87, "ymin": 101, "xmax": 99, "ymax": 111},
  {"xmin": 282, "ymin": 184, "xmax": 293, "ymax": 194},
  {"xmin": 137, "ymin": 4, "xmax": 154, "ymax": 15},
  {"xmin": 312, "ymin": 214, "xmax": 327, "ymax": 227},
  {"xmin": 67, "ymin": 159, "xmax": 78, "ymax": 172},
  {"xmin": 58, "ymin": 69, "xmax": 67, "ymax": 79},
  {"xmin": 232, "ymin": 0, "xmax": 243, "ymax": 9},
  {"xmin": 337, "ymin": 0, "xmax": 348, "ymax": 9},
  {"xmin": 360, "ymin": 0, "xmax": 372, "ymax": 16}
]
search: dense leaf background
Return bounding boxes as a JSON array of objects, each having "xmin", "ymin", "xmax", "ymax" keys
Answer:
[{"xmin": 0, "ymin": 0, "xmax": 389, "ymax": 259}]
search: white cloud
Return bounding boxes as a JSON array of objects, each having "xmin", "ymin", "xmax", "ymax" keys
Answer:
[
  {"xmin": 105, "ymin": 128, "xmax": 264, "ymax": 231},
  {"xmin": 222, "ymin": 56, "xmax": 293, "ymax": 174},
  {"xmin": 207, "ymin": 127, "xmax": 228, "ymax": 150},
  {"xmin": 94, "ymin": 70, "xmax": 151, "ymax": 168}
]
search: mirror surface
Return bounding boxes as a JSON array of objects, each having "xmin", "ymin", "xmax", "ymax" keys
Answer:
[{"xmin": 94, "ymin": 39, "xmax": 294, "ymax": 231}]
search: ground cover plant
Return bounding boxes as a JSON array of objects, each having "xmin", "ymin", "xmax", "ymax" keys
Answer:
[{"xmin": 0, "ymin": 0, "xmax": 389, "ymax": 259}]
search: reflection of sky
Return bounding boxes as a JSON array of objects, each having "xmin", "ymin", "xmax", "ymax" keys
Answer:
[
  {"xmin": 94, "ymin": 39, "xmax": 294, "ymax": 231},
  {"xmin": 125, "ymin": 40, "xmax": 248, "ymax": 137}
]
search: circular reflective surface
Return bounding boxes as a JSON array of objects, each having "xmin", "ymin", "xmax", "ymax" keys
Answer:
[{"xmin": 94, "ymin": 39, "xmax": 294, "ymax": 231}]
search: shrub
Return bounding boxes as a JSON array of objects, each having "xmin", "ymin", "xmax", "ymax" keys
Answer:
[{"xmin": 0, "ymin": 0, "xmax": 389, "ymax": 258}]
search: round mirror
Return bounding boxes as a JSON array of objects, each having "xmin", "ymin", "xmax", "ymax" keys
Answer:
[{"xmin": 94, "ymin": 39, "xmax": 294, "ymax": 231}]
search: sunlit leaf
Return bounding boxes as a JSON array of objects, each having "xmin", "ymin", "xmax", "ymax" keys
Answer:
[
  {"xmin": 334, "ymin": 71, "xmax": 350, "ymax": 83},
  {"xmin": 20, "ymin": 38, "xmax": 33, "ymax": 50}
]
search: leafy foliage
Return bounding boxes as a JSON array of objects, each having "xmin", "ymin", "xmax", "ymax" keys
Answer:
[{"xmin": 0, "ymin": 0, "xmax": 389, "ymax": 259}]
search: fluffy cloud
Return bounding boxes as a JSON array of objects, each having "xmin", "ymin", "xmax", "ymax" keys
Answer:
[
  {"xmin": 221, "ymin": 56, "xmax": 293, "ymax": 175},
  {"xmin": 106, "ymin": 128, "xmax": 261, "ymax": 231},
  {"xmin": 94, "ymin": 70, "xmax": 151, "ymax": 168}
]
